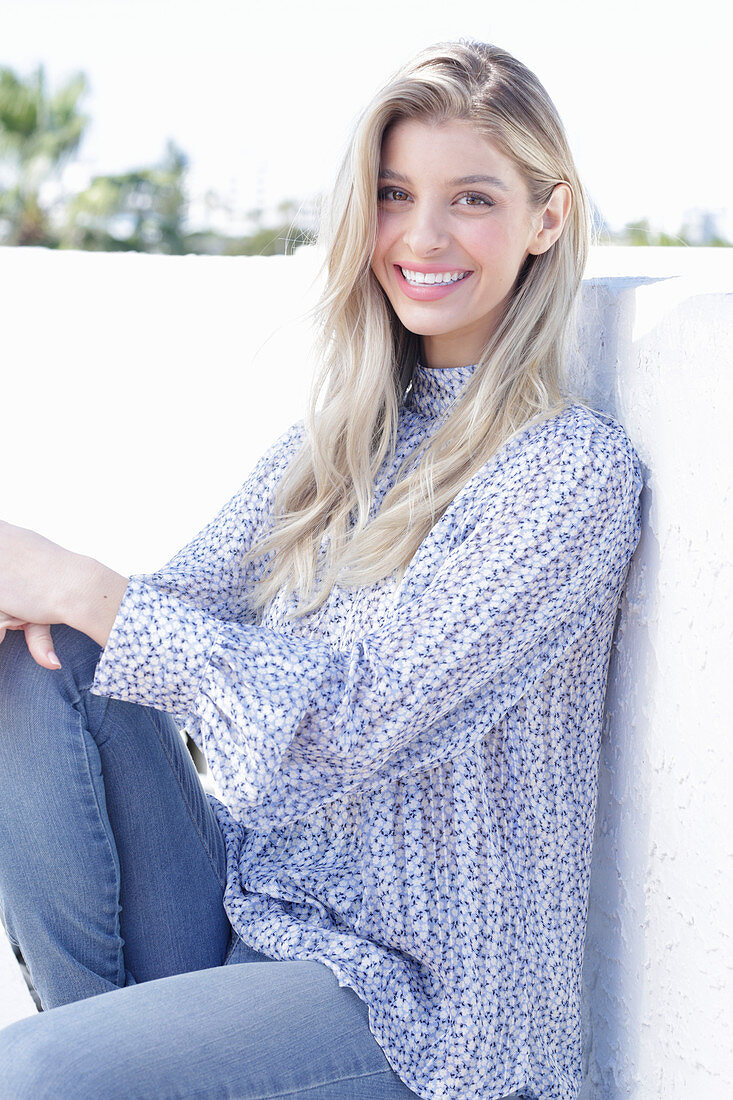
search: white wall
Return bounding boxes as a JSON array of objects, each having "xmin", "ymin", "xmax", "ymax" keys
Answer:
[
  {"xmin": 0, "ymin": 245, "xmax": 731, "ymax": 1097},
  {"xmin": 0, "ymin": 246, "xmax": 322, "ymax": 575},
  {"xmin": 570, "ymin": 249, "xmax": 733, "ymax": 1099}
]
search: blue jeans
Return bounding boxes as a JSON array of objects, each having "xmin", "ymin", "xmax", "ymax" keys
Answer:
[{"xmin": 0, "ymin": 625, "xmax": 421, "ymax": 1098}]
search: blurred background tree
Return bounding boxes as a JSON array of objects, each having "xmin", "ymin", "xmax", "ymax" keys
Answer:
[
  {"xmin": 64, "ymin": 140, "xmax": 189, "ymax": 253},
  {"xmin": 0, "ymin": 64, "xmax": 88, "ymax": 246},
  {"xmin": 0, "ymin": 64, "xmax": 313, "ymax": 255}
]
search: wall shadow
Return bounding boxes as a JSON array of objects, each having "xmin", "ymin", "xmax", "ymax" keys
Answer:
[{"xmin": 571, "ymin": 276, "xmax": 666, "ymax": 1098}]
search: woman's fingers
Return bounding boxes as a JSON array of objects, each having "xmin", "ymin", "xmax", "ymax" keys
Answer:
[
  {"xmin": 0, "ymin": 616, "xmax": 61, "ymax": 668},
  {"xmin": 22, "ymin": 623, "xmax": 61, "ymax": 669}
]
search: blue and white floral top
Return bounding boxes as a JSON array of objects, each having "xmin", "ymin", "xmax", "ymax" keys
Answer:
[{"xmin": 92, "ymin": 363, "xmax": 643, "ymax": 1100}]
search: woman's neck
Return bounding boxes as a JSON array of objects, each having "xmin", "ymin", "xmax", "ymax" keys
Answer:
[{"xmin": 419, "ymin": 336, "xmax": 483, "ymax": 370}]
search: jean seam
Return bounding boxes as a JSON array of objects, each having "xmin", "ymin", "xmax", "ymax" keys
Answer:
[
  {"xmin": 269, "ymin": 1070, "xmax": 405, "ymax": 1097},
  {"xmin": 74, "ymin": 705, "xmax": 126, "ymax": 990},
  {"xmin": 189, "ymin": 1067, "xmax": 407, "ymax": 1100}
]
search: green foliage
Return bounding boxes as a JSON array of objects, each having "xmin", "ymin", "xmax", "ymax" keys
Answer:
[
  {"xmin": 64, "ymin": 141, "xmax": 189, "ymax": 253},
  {"xmin": 0, "ymin": 66, "xmax": 88, "ymax": 164},
  {"xmin": 0, "ymin": 64, "xmax": 89, "ymax": 246},
  {"xmin": 0, "ymin": 62, "xmax": 315, "ymax": 254}
]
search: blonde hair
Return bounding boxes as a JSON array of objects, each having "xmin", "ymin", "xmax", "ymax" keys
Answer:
[{"xmin": 251, "ymin": 40, "xmax": 590, "ymax": 614}]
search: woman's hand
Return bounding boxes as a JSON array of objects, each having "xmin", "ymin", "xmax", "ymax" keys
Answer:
[{"xmin": 0, "ymin": 520, "xmax": 129, "ymax": 668}]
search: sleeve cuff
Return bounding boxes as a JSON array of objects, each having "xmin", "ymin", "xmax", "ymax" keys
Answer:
[{"xmin": 91, "ymin": 576, "xmax": 222, "ymax": 716}]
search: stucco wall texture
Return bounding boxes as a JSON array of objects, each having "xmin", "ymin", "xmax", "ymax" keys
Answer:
[
  {"xmin": 0, "ymin": 245, "xmax": 731, "ymax": 1097},
  {"xmin": 572, "ymin": 252, "xmax": 733, "ymax": 1099}
]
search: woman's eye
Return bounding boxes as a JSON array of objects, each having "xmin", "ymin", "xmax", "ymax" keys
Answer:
[
  {"xmin": 378, "ymin": 187, "xmax": 410, "ymax": 203},
  {"xmin": 457, "ymin": 192, "xmax": 494, "ymax": 207}
]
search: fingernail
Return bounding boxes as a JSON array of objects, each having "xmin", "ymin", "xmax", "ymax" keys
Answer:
[{"xmin": 47, "ymin": 652, "xmax": 61, "ymax": 669}]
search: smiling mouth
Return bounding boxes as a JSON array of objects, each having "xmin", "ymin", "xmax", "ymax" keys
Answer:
[{"xmin": 399, "ymin": 267, "xmax": 471, "ymax": 286}]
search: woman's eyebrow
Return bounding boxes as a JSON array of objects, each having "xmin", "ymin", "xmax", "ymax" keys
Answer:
[
  {"xmin": 449, "ymin": 174, "xmax": 509, "ymax": 190},
  {"xmin": 378, "ymin": 168, "xmax": 409, "ymax": 182},
  {"xmin": 378, "ymin": 168, "xmax": 509, "ymax": 191}
]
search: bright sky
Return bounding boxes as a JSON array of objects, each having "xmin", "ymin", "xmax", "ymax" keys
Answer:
[{"xmin": 1, "ymin": 0, "xmax": 729, "ymax": 238}]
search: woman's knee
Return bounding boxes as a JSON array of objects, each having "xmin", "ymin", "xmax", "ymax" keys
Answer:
[
  {"xmin": 0, "ymin": 625, "xmax": 102, "ymax": 733},
  {"xmin": 0, "ymin": 1013, "xmax": 92, "ymax": 1100},
  {"xmin": 0, "ymin": 627, "xmax": 108, "ymax": 803},
  {"xmin": 0, "ymin": 1006, "xmax": 148, "ymax": 1099}
]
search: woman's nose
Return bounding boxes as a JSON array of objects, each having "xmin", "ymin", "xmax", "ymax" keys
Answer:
[{"xmin": 402, "ymin": 202, "xmax": 449, "ymax": 257}]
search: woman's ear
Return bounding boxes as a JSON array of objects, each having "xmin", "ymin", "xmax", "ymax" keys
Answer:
[{"xmin": 528, "ymin": 183, "xmax": 573, "ymax": 255}]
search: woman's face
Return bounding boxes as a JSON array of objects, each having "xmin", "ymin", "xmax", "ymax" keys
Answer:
[{"xmin": 370, "ymin": 117, "xmax": 549, "ymax": 369}]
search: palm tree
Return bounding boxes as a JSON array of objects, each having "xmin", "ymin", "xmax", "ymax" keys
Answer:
[{"xmin": 0, "ymin": 65, "xmax": 89, "ymax": 246}]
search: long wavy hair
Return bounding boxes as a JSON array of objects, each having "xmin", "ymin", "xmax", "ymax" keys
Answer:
[{"xmin": 250, "ymin": 40, "xmax": 590, "ymax": 614}]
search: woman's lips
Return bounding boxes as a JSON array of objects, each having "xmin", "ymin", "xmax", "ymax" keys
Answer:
[{"xmin": 393, "ymin": 265, "xmax": 473, "ymax": 301}]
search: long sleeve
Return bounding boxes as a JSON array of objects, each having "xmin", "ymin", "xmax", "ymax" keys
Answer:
[
  {"xmin": 91, "ymin": 421, "xmax": 303, "ymax": 728},
  {"xmin": 92, "ymin": 404, "xmax": 642, "ymax": 829}
]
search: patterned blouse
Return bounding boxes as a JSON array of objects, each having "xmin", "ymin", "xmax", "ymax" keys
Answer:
[{"xmin": 92, "ymin": 362, "xmax": 643, "ymax": 1100}]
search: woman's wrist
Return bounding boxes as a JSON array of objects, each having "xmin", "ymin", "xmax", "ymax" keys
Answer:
[{"xmin": 64, "ymin": 554, "xmax": 129, "ymax": 648}]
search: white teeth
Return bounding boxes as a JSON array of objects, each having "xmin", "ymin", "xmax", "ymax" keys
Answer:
[{"xmin": 400, "ymin": 268, "xmax": 469, "ymax": 286}]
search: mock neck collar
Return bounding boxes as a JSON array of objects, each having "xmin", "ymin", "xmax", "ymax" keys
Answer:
[{"xmin": 405, "ymin": 361, "xmax": 478, "ymax": 418}]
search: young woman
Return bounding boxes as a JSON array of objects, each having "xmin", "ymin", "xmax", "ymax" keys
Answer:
[{"xmin": 0, "ymin": 40, "xmax": 642, "ymax": 1100}]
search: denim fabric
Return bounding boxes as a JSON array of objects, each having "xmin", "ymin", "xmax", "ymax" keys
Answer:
[
  {"xmin": 0, "ymin": 623, "xmax": 231, "ymax": 1008},
  {"xmin": 0, "ymin": 625, "xmax": 421, "ymax": 1098},
  {"xmin": 0, "ymin": 960, "xmax": 423, "ymax": 1099}
]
